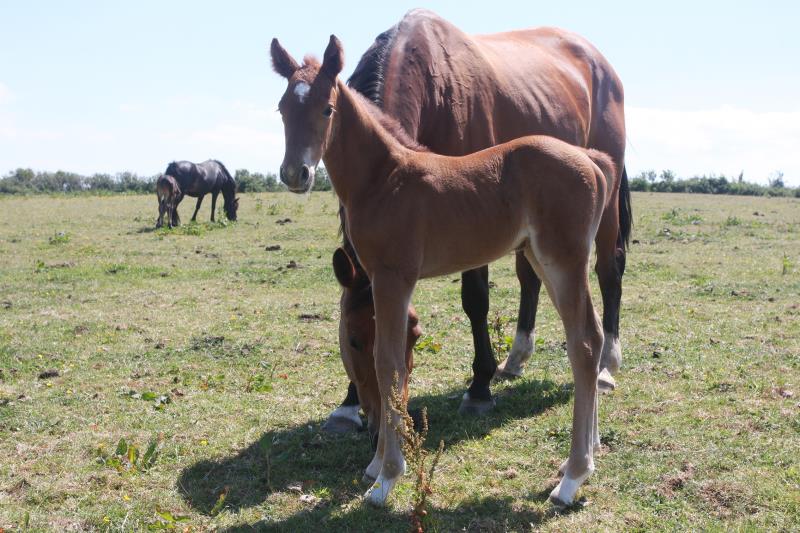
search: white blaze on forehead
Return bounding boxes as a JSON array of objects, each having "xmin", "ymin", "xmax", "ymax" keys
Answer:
[{"xmin": 294, "ymin": 82, "xmax": 310, "ymax": 103}]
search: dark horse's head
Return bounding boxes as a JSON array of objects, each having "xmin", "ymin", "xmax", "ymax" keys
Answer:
[{"xmin": 222, "ymin": 178, "xmax": 239, "ymax": 221}]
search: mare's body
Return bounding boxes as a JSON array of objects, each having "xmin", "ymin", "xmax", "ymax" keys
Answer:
[
  {"xmin": 325, "ymin": 9, "xmax": 630, "ymax": 431},
  {"xmin": 164, "ymin": 159, "xmax": 239, "ymax": 225}
]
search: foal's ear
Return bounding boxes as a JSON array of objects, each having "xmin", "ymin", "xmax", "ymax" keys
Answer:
[
  {"xmin": 332, "ymin": 247, "xmax": 356, "ymax": 288},
  {"xmin": 271, "ymin": 38, "xmax": 299, "ymax": 78},
  {"xmin": 321, "ymin": 35, "xmax": 344, "ymax": 80}
]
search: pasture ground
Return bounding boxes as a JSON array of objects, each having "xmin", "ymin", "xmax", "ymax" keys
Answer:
[{"xmin": 0, "ymin": 192, "xmax": 799, "ymax": 532}]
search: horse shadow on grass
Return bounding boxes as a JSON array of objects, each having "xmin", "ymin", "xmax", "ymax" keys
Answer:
[{"xmin": 177, "ymin": 378, "xmax": 573, "ymax": 528}]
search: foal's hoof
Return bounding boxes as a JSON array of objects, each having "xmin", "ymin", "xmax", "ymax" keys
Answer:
[
  {"xmin": 458, "ymin": 393, "xmax": 496, "ymax": 416},
  {"xmin": 597, "ymin": 368, "xmax": 616, "ymax": 394}
]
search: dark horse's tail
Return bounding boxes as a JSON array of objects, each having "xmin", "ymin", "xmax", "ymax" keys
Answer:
[
  {"xmin": 618, "ymin": 166, "xmax": 632, "ymax": 250},
  {"xmin": 213, "ymin": 160, "xmax": 239, "ymax": 221}
]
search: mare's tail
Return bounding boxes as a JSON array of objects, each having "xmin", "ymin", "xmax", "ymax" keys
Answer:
[{"xmin": 618, "ymin": 166, "xmax": 632, "ymax": 250}]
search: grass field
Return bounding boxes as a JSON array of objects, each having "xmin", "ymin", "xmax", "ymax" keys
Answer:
[{"xmin": 1, "ymin": 191, "xmax": 799, "ymax": 532}]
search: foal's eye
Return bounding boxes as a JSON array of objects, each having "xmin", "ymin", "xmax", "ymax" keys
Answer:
[
  {"xmin": 323, "ymin": 105, "xmax": 334, "ymax": 118},
  {"xmin": 349, "ymin": 336, "xmax": 361, "ymax": 350}
]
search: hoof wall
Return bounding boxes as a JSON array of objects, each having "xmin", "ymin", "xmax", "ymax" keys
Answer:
[
  {"xmin": 458, "ymin": 395, "xmax": 496, "ymax": 416},
  {"xmin": 493, "ymin": 361, "xmax": 524, "ymax": 382},
  {"xmin": 597, "ymin": 368, "xmax": 616, "ymax": 394},
  {"xmin": 321, "ymin": 416, "xmax": 362, "ymax": 434}
]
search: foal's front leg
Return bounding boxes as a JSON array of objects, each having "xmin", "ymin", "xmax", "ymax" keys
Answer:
[{"xmin": 364, "ymin": 270, "xmax": 415, "ymax": 506}]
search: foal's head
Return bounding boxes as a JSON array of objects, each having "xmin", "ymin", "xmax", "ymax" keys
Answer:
[
  {"xmin": 271, "ymin": 36, "xmax": 344, "ymax": 192},
  {"xmin": 332, "ymin": 247, "xmax": 421, "ymax": 430}
]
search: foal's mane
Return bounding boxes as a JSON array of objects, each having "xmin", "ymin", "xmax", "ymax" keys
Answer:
[{"xmin": 349, "ymin": 90, "xmax": 429, "ymax": 153}]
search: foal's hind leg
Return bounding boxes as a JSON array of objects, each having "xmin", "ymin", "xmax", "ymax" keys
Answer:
[
  {"xmin": 458, "ymin": 266, "xmax": 497, "ymax": 415},
  {"xmin": 525, "ymin": 249, "xmax": 602, "ymax": 507},
  {"xmin": 496, "ymin": 251, "xmax": 542, "ymax": 380},
  {"xmin": 594, "ymin": 206, "xmax": 624, "ymax": 392},
  {"xmin": 191, "ymin": 195, "xmax": 204, "ymax": 222},
  {"xmin": 210, "ymin": 192, "xmax": 219, "ymax": 222}
]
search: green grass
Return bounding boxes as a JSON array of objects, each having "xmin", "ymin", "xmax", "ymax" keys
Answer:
[{"xmin": 1, "ymin": 192, "xmax": 799, "ymax": 531}]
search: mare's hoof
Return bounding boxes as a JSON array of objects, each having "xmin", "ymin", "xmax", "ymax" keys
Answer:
[
  {"xmin": 493, "ymin": 360, "xmax": 524, "ymax": 382},
  {"xmin": 458, "ymin": 393, "xmax": 496, "ymax": 416},
  {"xmin": 597, "ymin": 368, "xmax": 616, "ymax": 394},
  {"xmin": 321, "ymin": 416, "xmax": 362, "ymax": 434}
]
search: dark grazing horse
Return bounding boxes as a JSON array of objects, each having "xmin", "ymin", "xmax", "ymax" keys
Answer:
[
  {"xmin": 164, "ymin": 159, "xmax": 239, "ymax": 225},
  {"xmin": 155, "ymin": 174, "xmax": 181, "ymax": 229},
  {"xmin": 323, "ymin": 9, "xmax": 631, "ymax": 433}
]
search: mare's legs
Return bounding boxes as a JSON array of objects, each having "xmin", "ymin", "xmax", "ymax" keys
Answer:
[
  {"xmin": 595, "ymin": 203, "xmax": 625, "ymax": 392},
  {"xmin": 525, "ymin": 248, "xmax": 602, "ymax": 507},
  {"xmin": 191, "ymin": 195, "xmax": 204, "ymax": 222},
  {"xmin": 458, "ymin": 266, "xmax": 497, "ymax": 415},
  {"xmin": 363, "ymin": 271, "xmax": 414, "ymax": 505},
  {"xmin": 210, "ymin": 192, "xmax": 219, "ymax": 222},
  {"xmin": 496, "ymin": 251, "xmax": 542, "ymax": 379}
]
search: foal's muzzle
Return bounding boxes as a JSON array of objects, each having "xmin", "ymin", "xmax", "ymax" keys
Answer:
[{"xmin": 280, "ymin": 163, "xmax": 315, "ymax": 193}]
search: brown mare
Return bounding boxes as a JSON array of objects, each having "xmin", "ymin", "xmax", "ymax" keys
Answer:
[
  {"xmin": 323, "ymin": 9, "xmax": 630, "ymax": 433},
  {"xmin": 155, "ymin": 174, "xmax": 181, "ymax": 229},
  {"xmin": 272, "ymin": 35, "xmax": 616, "ymax": 507}
]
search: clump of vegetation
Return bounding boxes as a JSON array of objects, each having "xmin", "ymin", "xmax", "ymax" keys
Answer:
[
  {"xmin": 389, "ymin": 374, "xmax": 444, "ymax": 533},
  {"xmin": 48, "ymin": 231, "xmax": 70, "ymax": 245},
  {"xmin": 490, "ymin": 312, "xmax": 514, "ymax": 357},
  {"xmin": 629, "ymin": 169, "xmax": 800, "ymax": 197},
  {"xmin": 96, "ymin": 437, "xmax": 159, "ymax": 473}
]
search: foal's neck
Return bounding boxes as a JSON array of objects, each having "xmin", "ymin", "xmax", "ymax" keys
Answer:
[{"xmin": 322, "ymin": 80, "xmax": 406, "ymax": 206}]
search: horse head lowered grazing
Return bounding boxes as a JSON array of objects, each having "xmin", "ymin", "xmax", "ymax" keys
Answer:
[
  {"xmin": 272, "ymin": 35, "xmax": 615, "ymax": 507},
  {"xmin": 331, "ymin": 247, "xmax": 421, "ymax": 439}
]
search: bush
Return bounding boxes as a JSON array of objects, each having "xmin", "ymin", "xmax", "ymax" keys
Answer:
[{"xmin": 628, "ymin": 169, "xmax": 797, "ymax": 197}]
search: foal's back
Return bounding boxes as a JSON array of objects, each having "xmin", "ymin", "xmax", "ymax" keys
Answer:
[{"xmin": 354, "ymin": 135, "xmax": 611, "ymax": 279}]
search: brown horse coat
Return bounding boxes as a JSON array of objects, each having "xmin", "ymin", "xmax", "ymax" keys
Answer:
[
  {"xmin": 272, "ymin": 35, "xmax": 615, "ymax": 507},
  {"xmin": 327, "ymin": 9, "xmax": 629, "ymax": 431}
]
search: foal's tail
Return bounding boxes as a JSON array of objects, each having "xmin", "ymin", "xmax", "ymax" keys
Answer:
[
  {"xmin": 583, "ymin": 149, "xmax": 617, "ymax": 198},
  {"xmin": 583, "ymin": 150, "xmax": 632, "ymax": 250}
]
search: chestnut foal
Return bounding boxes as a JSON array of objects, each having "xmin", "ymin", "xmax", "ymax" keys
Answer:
[{"xmin": 272, "ymin": 36, "xmax": 615, "ymax": 507}]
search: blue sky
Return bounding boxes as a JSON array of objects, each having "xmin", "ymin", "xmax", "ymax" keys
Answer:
[{"xmin": 1, "ymin": 1, "xmax": 799, "ymax": 184}]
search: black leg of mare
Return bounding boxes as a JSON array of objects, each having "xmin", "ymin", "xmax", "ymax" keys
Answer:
[
  {"xmin": 191, "ymin": 195, "xmax": 204, "ymax": 222},
  {"xmin": 341, "ymin": 381, "xmax": 360, "ymax": 407},
  {"xmin": 514, "ymin": 250, "xmax": 542, "ymax": 350},
  {"xmin": 210, "ymin": 192, "xmax": 219, "ymax": 222},
  {"xmin": 462, "ymin": 266, "xmax": 496, "ymax": 403}
]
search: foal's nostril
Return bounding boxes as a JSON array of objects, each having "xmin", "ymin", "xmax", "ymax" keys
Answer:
[{"xmin": 300, "ymin": 165, "xmax": 310, "ymax": 182}]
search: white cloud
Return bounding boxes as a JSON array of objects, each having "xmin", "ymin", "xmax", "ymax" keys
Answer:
[
  {"xmin": 0, "ymin": 82, "xmax": 12, "ymax": 105},
  {"xmin": 626, "ymin": 106, "xmax": 800, "ymax": 185}
]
